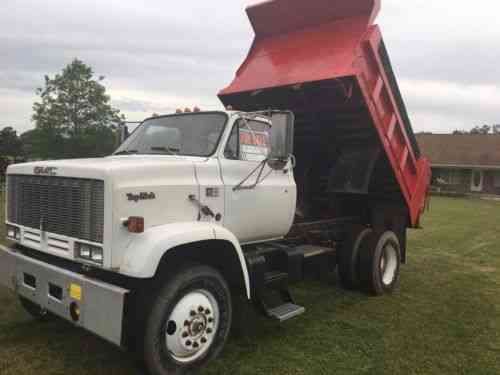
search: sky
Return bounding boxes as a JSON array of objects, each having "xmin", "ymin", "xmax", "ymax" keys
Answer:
[{"xmin": 1, "ymin": 0, "xmax": 499, "ymax": 134}]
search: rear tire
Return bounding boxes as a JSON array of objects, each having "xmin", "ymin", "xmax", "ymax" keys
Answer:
[
  {"xmin": 337, "ymin": 226, "xmax": 373, "ymax": 289},
  {"xmin": 143, "ymin": 265, "xmax": 232, "ymax": 375},
  {"xmin": 359, "ymin": 231, "xmax": 401, "ymax": 296},
  {"xmin": 19, "ymin": 297, "xmax": 53, "ymax": 322}
]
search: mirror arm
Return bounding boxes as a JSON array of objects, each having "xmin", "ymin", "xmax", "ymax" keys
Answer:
[{"xmin": 233, "ymin": 159, "xmax": 268, "ymax": 191}]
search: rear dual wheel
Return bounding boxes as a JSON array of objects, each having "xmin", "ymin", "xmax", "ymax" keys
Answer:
[
  {"xmin": 359, "ymin": 231, "xmax": 401, "ymax": 295},
  {"xmin": 337, "ymin": 226, "xmax": 373, "ymax": 289},
  {"xmin": 338, "ymin": 228, "xmax": 401, "ymax": 295}
]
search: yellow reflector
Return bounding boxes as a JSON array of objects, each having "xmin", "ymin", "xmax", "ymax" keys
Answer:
[{"xmin": 70, "ymin": 284, "xmax": 82, "ymax": 301}]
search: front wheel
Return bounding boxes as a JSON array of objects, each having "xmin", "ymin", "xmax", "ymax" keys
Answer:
[
  {"xmin": 143, "ymin": 265, "xmax": 232, "ymax": 375},
  {"xmin": 19, "ymin": 297, "xmax": 53, "ymax": 322}
]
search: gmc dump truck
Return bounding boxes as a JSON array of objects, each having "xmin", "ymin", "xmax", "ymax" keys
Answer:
[{"xmin": 1, "ymin": 0, "xmax": 430, "ymax": 374}]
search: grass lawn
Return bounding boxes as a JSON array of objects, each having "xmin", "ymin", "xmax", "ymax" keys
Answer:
[{"xmin": 1, "ymin": 196, "xmax": 500, "ymax": 374}]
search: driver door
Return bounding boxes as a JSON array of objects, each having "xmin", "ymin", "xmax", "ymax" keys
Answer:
[{"xmin": 219, "ymin": 118, "xmax": 296, "ymax": 244}]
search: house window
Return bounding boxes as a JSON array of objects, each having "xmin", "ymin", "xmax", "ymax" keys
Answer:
[
  {"xmin": 494, "ymin": 172, "xmax": 500, "ymax": 188},
  {"xmin": 434, "ymin": 169, "xmax": 463, "ymax": 185},
  {"xmin": 472, "ymin": 171, "xmax": 482, "ymax": 188}
]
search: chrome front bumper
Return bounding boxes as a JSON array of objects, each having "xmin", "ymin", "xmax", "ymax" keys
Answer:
[{"xmin": 0, "ymin": 244, "xmax": 128, "ymax": 346}]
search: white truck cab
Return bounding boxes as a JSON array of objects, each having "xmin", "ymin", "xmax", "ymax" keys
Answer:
[{"xmin": 5, "ymin": 111, "xmax": 296, "ymax": 283}]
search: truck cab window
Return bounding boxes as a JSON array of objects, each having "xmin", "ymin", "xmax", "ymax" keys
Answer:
[
  {"xmin": 114, "ymin": 112, "xmax": 228, "ymax": 157},
  {"xmin": 225, "ymin": 119, "xmax": 270, "ymax": 162},
  {"xmin": 224, "ymin": 124, "xmax": 239, "ymax": 160}
]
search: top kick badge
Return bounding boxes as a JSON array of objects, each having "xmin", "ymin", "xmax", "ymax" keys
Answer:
[{"xmin": 127, "ymin": 192, "xmax": 156, "ymax": 203}]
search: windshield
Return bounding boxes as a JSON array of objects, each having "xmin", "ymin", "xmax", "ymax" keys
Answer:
[{"xmin": 114, "ymin": 112, "xmax": 228, "ymax": 157}]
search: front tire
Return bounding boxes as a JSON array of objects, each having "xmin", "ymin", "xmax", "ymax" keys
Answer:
[
  {"xmin": 19, "ymin": 297, "xmax": 53, "ymax": 322},
  {"xmin": 359, "ymin": 231, "xmax": 401, "ymax": 296},
  {"xmin": 143, "ymin": 265, "xmax": 232, "ymax": 375}
]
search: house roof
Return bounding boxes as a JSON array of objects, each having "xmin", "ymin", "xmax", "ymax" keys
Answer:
[{"xmin": 416, "ymin": 134, "xmax": 500, "ymax": 168}]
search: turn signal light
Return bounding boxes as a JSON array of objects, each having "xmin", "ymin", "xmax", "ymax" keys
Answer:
[
  {"xmin": 125, "ymin": 217, "xmax": 145, "ymax": 233},
  {"xmin": 6, "ymin": 225, "xmax": 20, "ymax": 241}
]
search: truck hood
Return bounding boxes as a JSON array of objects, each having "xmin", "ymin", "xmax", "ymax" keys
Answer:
[
  {"xmin": 7, "ymin": 154, "xmax": 203, "ymax": 225},
  {"xmin": 7, "ymin": 154, "xmax": 203, "ymax": 227},
  {"xmin": 6, "ymin": 155, "xmax": 205, "ymax": 269},
  {"xmin": 6, "ymin": 155, "xmax": 206, "ymax": 181}
]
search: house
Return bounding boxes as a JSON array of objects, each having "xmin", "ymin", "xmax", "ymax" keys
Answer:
[{"xmin": 416, "ymin": 134, "xmax": 500, "ymax": 195}]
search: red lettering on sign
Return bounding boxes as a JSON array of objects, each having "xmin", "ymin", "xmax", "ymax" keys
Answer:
[{"xmin": 240, "ymin": 131, "xmax": 268, "ymax": 147}]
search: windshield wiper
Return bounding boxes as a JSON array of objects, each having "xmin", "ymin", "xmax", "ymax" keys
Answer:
[
  {"xmin": 114, "ymin": 150, "xmax": 138, "ymax": 155},
  {"xmin": 150, "ymin": 146, "xmax": 180, "ymax": 155}
]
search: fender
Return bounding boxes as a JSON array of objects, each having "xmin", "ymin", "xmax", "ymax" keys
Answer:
[{"xmin": 119, "ymin": 222, "xmax": 251, "ymax": 299}]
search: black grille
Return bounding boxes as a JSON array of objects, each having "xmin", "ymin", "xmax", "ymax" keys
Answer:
[{"xmin": 7, "ymin": 175, "xmax": 104, "ymax": 243}]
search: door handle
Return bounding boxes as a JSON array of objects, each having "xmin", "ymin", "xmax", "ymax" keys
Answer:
[{"xmin": 188, "ymin": 195, "xmax": 215, "ymax": 218}]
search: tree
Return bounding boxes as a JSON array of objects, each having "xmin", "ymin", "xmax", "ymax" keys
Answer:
[
  {"xmin": 32, "ymin": 59, "xmax": 124, "ymax": 159},
  {"xmin": 470, "ymin": 125, "xmax": 491, "ymax": 135},
  {"xmin": 0, "ymin": 127, "xmax": 23, "ymax": 157},
  {"xmin": 453, "ymin": 124, "xmax": 500, "ymax": 135}
]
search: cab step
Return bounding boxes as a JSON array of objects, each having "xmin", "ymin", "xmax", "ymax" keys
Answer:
[
  {"xmin": 264, "ymin": 270, "xmax": 288, "ymax": 289},
  {"xmin": 259, "ymin": 271, "xmax": 305, "ymax": 322},
  {"xmin": 267, "ymin": 303, "xmax": 305, "ymax": 322}
]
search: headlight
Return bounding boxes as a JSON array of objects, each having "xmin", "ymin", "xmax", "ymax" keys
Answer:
[
  {"xmin": 6, "ymin": 225, "xmax": 20, "ymax": 241},
  {"xmin": 79, "ymin": 244, "xmax": 91, "ymax": 258},
  {"xmin": 90, "ymin": 248, "xmax": 103, "ymax": 263},
  {"xmin": 75, "ymin": 243, "xmax": 103, "ymax": 265}
]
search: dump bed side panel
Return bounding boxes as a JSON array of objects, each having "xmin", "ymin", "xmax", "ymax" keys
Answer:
[{"xmin": 355, "ymin": 25, "xmax": 431, "ymax": 225}]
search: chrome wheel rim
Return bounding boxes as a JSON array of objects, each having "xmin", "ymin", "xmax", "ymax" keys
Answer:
[
  {"xmin": 165, "ymin": 289, "xmax": 219, "ymax": 364},
  {"xmin": 380, "ymin": 243, "xmax": 398, "ymax": 286}
]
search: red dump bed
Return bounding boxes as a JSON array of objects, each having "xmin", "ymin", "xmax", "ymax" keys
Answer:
[{"xmin": 219, "ymin": 0, "xmax": 431, "ymax": 227}]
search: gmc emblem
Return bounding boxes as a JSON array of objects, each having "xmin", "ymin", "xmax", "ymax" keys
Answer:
[{"xmin": 34, "ymin": 166, "xmax": 58, "ymax": 176}]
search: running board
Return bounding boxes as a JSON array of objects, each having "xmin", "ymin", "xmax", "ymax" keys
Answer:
[
  {"xmin": 267, "ymin": 303, "xmax": 305, "ymax": 322},
  {"xmin": 259, "ymin": 271, "xmax": 305, "ymax": 322}
]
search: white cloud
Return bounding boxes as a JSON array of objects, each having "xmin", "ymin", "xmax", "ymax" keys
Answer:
[
  {"xmin": 0, "ymin": 89, "xmax": 36, "ymax": 132},
  {"xmin": 401, "ymin": 79, "xmax": 500, "ymax": 132},
  {"xmin": 109, "ymin": 88, "xmax": 224, "ymax": 122},
  {"xmin": 1, "ymin": 0, "xmax": 499, "ymax": 135}
]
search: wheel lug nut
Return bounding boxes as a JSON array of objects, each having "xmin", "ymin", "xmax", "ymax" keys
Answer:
[
  {"xmin": 205, "ymin": 309, "xmax": 211, "ymax": 315},
  {"xmin": 198, "ymin": 306, "xmax": 204, "ymax": 312},
  {"xmin": 186, "ymin": 340, "xmax": 192, "ymax": 346},
  {"xmin": 206, "ymin": 328, "xmax": 213, "ymax": 334},
  {"xmin": 208, "ymin": 317, "xmax": 214, "ymax": 323},
  {"xmin": 190, "ymin": 310, "xmax": 196, "ymax": 317},
  {"xmin": 201, "ymin": 337, "xmax": 207, "ymax": 344},
  {"xmin": 182, "ymin": 332, "xmax": 189, "ymax": 338},
  {"xmin": 193, "ymin": 342, "xmax": 199, "ymax": 348}
]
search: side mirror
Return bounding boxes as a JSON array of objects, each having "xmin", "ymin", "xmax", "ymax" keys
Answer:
[{"xmin": 268, "ymin": 111, "xmax": 294, "ymax": 170}]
